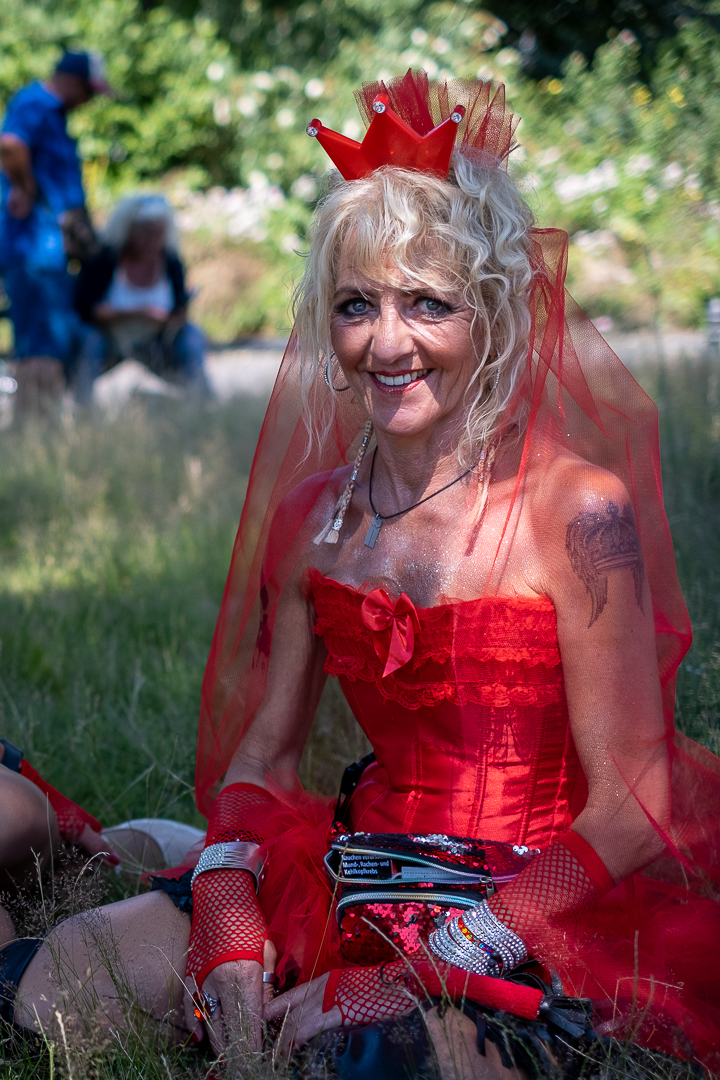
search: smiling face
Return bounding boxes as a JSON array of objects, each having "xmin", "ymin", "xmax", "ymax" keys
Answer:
[
  {"xmin": 330, "ymin": 256, "xmax": 481, "ymax": 441},
  {"xmin": 295, "ymin": 164, "xmax": 533, "ymax": 463}
]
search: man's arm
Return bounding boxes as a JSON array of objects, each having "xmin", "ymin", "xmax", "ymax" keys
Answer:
[{"xmin": 0, "ymin": 134, "xmax": 36, "ymax": 219}]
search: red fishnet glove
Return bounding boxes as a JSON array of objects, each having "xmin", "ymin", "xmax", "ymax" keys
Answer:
[
  {"xmin": 19, "ymin": 759, "xmax": 101, "ymax": 842},
  {"xmin": 487, "ymin": 830, "xmax": 614, "ymax": 959},
  {"xmin": 322, "ymin": 960, "xmax": 417, "ymax": 1026},
  {"xmin": 187, "ymin": 783, "xmax": 277, "ymax": 987},
  {"xmin": 188, "ymin": 869, "xmax": 266, "ymax": 986},
  {"xmin": 322, "ymin": 960, "xmax": 544, "ymax": 1027}
]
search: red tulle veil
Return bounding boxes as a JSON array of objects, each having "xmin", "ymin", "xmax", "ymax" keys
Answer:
[{"xmin": 194, "ymin": 71, "xmax": 720, "ymax": 1066}]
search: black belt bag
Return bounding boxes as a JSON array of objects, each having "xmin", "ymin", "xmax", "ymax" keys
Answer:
[{"xmin": 327, "ymin": 754, "xmax": 539, "ymax": 962}]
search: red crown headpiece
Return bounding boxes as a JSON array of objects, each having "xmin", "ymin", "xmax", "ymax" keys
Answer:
[{"xmin": 306, "ymin": 69, "xmax": 519, "ymax": 181}]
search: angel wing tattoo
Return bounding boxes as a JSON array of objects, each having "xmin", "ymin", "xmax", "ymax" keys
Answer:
[{"xmin": 565, "ymin": 501, "xmax": 644, "ymax": 628}]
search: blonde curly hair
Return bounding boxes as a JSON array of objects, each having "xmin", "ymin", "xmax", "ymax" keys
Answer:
[{"xmin": 293, "ymin": 150, "xmax": 535, "ymax": 465}]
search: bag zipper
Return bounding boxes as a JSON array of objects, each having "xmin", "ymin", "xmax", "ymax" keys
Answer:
[{"xmin": 336, "ymin": 889, "xmax": 486, "ymax": 915}]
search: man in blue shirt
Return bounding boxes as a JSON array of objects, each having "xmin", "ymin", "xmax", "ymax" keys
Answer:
[{"xmin": 0, "ymin": 51, "xmax": 111, "ymax": 416}]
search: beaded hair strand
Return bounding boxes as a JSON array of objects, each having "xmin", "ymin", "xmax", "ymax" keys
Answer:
[{"xmin": 313, "ymin": 420, "xmax": 374, "ymax": 544}]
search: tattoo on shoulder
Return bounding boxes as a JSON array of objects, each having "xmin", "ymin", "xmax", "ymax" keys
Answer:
[{"xmin": 565, "ymin": 501, "xmax": 644, "ymax": 627}]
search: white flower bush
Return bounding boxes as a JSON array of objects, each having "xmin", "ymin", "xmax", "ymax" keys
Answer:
[
  {"xmin": 175, "ymin": 177, "xmax": 286, "ymax": 243},
  {"xmin": 554, "ymin": 160, "xmax": 619, "ymax": 203}
]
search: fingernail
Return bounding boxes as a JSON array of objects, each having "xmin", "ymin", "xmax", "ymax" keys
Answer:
[
  {"xmin": 190, "ymin": 1031, "xmax": 202, "ymax": 1044},
  {"xmin": 107, "ymin": 853, "xmax": 121, "ymax": 866}
]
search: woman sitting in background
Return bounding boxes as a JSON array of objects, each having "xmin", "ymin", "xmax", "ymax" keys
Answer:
[{"xmin": 72, "ymin": 194, "xmax": 210, "ymax": 403}]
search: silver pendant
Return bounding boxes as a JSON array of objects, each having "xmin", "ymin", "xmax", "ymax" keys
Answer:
[{"xmin": 364, "ymin": 513, "xmax": 383, "ymax": 548}]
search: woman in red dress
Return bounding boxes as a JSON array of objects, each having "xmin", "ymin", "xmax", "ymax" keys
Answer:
[{"xmin": 4, "ymin": 73, "xmax": 719, "ymax": 1077}]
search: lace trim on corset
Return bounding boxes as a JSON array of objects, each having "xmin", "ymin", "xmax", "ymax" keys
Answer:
[
  {"xmin": 309, "ymin": 571, "xmax": 564, "ymax": 711},
  {"xmin": 314, "ymin": 611, "xmax": 561, "ymax": 669},
  {"xmin": 323, "ymin": 654, "xmax": 564, "ymax": 710}
]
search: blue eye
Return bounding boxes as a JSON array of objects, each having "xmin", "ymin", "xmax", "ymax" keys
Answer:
[
  {"xmin": 421, "ymin": 297, "xmax": 445, "ymax": 313},
  {"xmin": 341, "ymin": 298, "xmax": 368, "ymax": 315}
]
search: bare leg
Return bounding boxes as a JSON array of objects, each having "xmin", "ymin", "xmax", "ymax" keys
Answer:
[
  {"xmin": 15, "ymin": 891, "xmax": 192, "ymax": 1046},
  {"xmin": 0, "ymin": 766, "xmax": 60, "ymax": 890},
  {"xmin": 13, "ymin": 357, "xmax": 64, "ymax": 420},
  {"xmin": 426, "ymin": 1007, "xmax": 530, "ymax": 1080},
  {"xmin": 0, "ymin": 903, "xmax": 15, "ymax": 949}
]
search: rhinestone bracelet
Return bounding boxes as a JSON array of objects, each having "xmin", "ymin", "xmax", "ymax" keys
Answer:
[
  {"xmin": 430, "ymin": 920, "xmax": 504, "ymax": 976},
  {"xmin": 446, "ymin": 914, "xmax": 518, "ymax": 972},
  {"xmin": 462, "ymin": 903, "xmax": 527, "ymax": 966},
  {"xmin": 429, "ymin": 900, "xmax": 527, "ymax": 977},
  {"xmin": 191, "ymin": 841, "xmax": 267, "ymax": 892}
]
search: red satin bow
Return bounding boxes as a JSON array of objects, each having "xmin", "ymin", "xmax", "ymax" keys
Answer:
[{"xmin": 360, "ymin": 589, "xmax": 420, "ymax": 677}]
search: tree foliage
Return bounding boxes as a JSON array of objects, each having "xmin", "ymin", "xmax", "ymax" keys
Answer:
[
  {"xmin": 2, "ymin": 0, "xmax": 720, "ymax": 333},
  {"xmin": 471, "ymin": 0, "xmax": 720, "ymax": 77},
  {"xmin": 0, "ymin": 0, "xmax": 240, "ymax": 187}
]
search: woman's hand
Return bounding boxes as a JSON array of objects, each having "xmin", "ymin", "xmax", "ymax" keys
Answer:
[
  {"xmin": 185, "ymin": 939, "xmax": 276, "ymax": 1053},
  {"xmin": 7, "ymin": 185, "xmax": 35, "ymax": 219},
  {"xmin": 76, "ymin": 823, "xmax": 120, "ymax": 867},
  {"xmin": 92, "ymin": 303, "xmax": 168, "ymax": 326},
  {"xmin": 264, "ymin": 972, "xmax": 339, "ymax": 1054},
  {"xmin": 141, "ymin": 305, "xmax": 169, "ymax": 323}
]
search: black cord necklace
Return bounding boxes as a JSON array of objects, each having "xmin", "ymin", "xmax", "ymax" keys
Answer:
[{"xmin": 364, "ymin": 447, "xmax": 477, "ymax": 548}]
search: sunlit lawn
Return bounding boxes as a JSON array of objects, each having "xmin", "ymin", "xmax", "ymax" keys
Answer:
[{"xmin": 0, "ymin": 356, "xmax": 717, "ymax": 1077}]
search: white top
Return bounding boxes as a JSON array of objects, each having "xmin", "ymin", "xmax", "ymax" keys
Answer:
[{"xmin": 105, "ymin": 266, "xmax": 174, "ymax": 315}]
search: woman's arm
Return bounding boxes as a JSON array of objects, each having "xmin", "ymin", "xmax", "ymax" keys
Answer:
[
  {"xmin": 442, "ymin": 464, "xmax": 671, "ymax": 975},
  {"xmin": 536, "ymin": 461, "xmax": 669, "ymax": 882},
  {"xmin": 223, "ymin": 569, "xmax": 328, "ymax": 790},
  {"xmin": 185, "ymin": 556, "xmax": 328, "ymax": 1052}
]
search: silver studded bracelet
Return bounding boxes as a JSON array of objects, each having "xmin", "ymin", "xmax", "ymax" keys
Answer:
[{"xmin": 190, "ymin": 841, "xmax": 267, "ymax": 893}]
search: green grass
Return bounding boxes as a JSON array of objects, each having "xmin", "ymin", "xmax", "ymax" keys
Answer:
[
  {"xmin": 639, "ymin": 355, "xmax": 720, "ymax": 754},
  {"xmin": 0, "ymin": 392, "xmax": 365, "ymax": 835},
  {"xmin": 0, "ymin": 357, "xmax": 718, "ymax": 1078}
]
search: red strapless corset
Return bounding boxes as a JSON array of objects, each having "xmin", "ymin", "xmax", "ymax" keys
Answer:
[{"xmin": 309, "ymin": 570, "xmax": 588, "ymax": 846}]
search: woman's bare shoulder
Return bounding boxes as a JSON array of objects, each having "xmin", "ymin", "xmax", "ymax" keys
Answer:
[
  {"xmin": 272, "ymin": 464, "xmax": 350, "ymax": 534},
  {"xmin": 529, "ymin": 448, "xmax": 632, "ymax": 523},
  {"xmin": 524, "ymin": 450, "xmax": 637, "ymax": 603},
  {"xmin": 265, "ymin": 464, "xmax": 352, "ymax": 590}
]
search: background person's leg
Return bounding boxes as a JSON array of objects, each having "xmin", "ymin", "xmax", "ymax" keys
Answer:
[
  {"xmin": 14, "ymin": 357, "xmax": 65, "ymax": 417},
  {"xmin": 164, "ymin": 322, "xmax": 211, "ymax": 395},
  {"xmin": 71, "ymin": 326, "xmax": 110, "ymax": 406},
  {"xmin": 14, "ymin": 890, "xmax": 192, "ymax": 1045},
  {"xmin": 4, "ymin": 263, "xmax": 74, "ymax": 419}
]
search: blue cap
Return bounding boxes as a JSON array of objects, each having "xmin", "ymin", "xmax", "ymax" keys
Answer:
[{"xmin": 56, "ymin": 51, "xmax": 111, "ymax": 94}]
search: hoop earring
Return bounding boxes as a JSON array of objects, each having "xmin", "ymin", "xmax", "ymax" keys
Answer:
[{"xmin": 324, "ymin": 353, "xmax": 351, "ymax": 392}]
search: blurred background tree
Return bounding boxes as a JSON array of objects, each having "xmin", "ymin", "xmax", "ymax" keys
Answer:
[{"xmin": 1, "ymin": 0, "xmax": 719, "ymax": 337}]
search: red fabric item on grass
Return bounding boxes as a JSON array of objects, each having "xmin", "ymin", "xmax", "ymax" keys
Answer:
[{"xmin": 20, "ymin": 759, "xmax": 101, "ymax": 842}]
